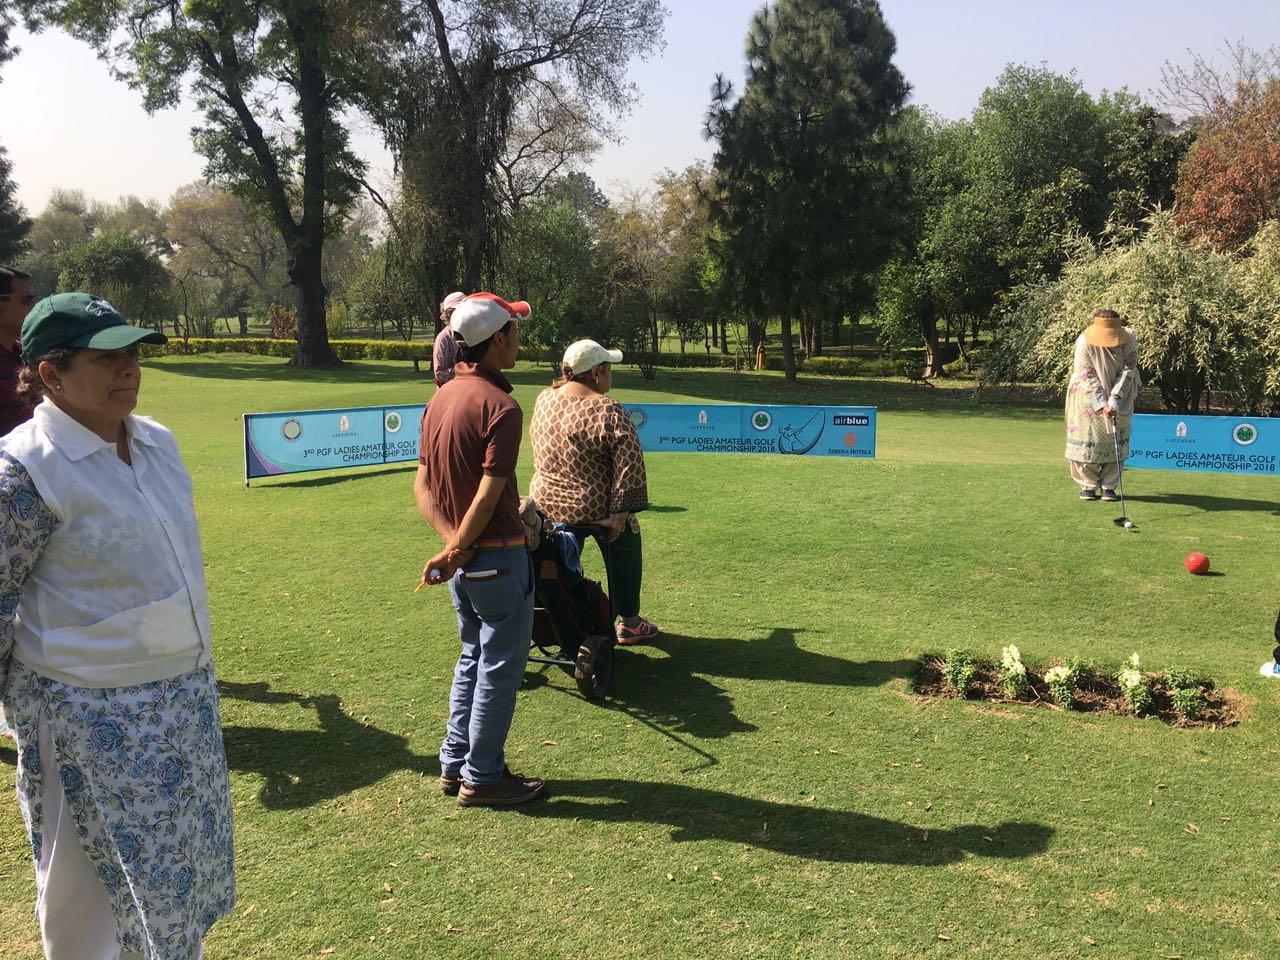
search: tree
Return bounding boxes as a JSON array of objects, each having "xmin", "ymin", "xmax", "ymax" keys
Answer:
[
  {"xmin": 1174, "ymin": 77, "xmax": 1280, "ymax": 252},
  {"xmin": 493, "ymin": 196, "xmax": 597, "ymax": 356},
  {"xmin": 0, "ymin": 142, "xmax": 29, "ymax": 260},
  {"xmin": 654, "ymin": 165, "xmax": 715, "ymax": 352},
  {"xmin": 364, "ymin": 0, "xmax": 666, "ymax": 294},
  {"xmin": 0, "ymin": 0, "xmax": 16, "ymax": 72},
  {"xmin": 705, "ymin": 0, "xmax": 909, "ymax": 382},
  {"xmin": 596, "ymin": 190, "xmax": 665, "ymax": 372},
  {"xmin": 93, "ymin": 196, "xmax": 170, "ymax": 257},
  {"xmin": 57, "ymin": 233, "xmax": 176, "ymax": 332},
  {"xmin": 15, "ymin": 188, "xmax": 94, "ymax": 293},
  {"xmin": 991, "ymin": 211, "xmax": 1273, "ymax": 414},
  {"xmin": 19, "ymin": 0, "xmax": 385, "ymax": 367},
  {"xmin": 873, "ymin": 109, "xmax": 984, "ymax": 375},
  {"xmin": 165, "ymin": 182, "xmax": 291, "ymax": 333}
]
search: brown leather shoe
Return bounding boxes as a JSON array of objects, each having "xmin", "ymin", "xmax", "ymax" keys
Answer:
[
  {"xmin": 457, "ymin": 768, "xmax": 546, "ymax": 807},
  {"xmin": 439, "ymin": 773, "xmax": 462, "ymax": 796}
]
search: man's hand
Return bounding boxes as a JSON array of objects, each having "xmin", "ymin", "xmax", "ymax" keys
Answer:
[{"xmin": 418, "ymin": 546, "xmax": 476, "ymax": 587}]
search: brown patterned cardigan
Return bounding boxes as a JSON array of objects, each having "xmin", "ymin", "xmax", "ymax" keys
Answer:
[{"xmin": 528, "ymin": 387, "xmax": 649, "ymax": 526}]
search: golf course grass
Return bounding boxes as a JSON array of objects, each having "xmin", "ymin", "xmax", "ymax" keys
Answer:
[{"xmin": 2, "ymin": 356, "xmax": 1277, "ymax": 959}]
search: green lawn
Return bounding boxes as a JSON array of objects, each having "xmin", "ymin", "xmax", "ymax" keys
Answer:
[{"xmin": 2, "ymin": 356, "xmax": 1277, "ymax": 959}]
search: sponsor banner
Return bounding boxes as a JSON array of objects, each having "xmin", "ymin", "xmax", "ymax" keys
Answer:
[
  {"xmin": 1127, "ymin": 414, "xmax": 1279, "ymax": 475},
  {"xmin": 622, "ymin": 403, "xmax": 876, "ymax": 458},
  {"xmin": 244, "ymin": 403, "xmax": 424, "ymax": 482}
]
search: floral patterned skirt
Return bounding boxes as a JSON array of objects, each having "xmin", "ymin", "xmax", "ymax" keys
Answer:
[
  {"xmin": 5, "ymin": 660, "xmax": 235, "ymax": 959},
  {"xmin": 1065, "ymin": 389, "xmax": 1131, "ymax": 464}
]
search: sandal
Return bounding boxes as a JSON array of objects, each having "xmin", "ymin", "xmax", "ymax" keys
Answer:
[{"xmin": 616, "ymin": 617, "xmax": 659, "ymax": 645}]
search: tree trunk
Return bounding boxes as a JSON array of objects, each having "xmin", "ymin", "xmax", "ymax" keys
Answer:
[
  {"xmin": 288, "ymin": 242, "xmax": 339, "ymax": 367},
  {"xmin": 237, "ymin": 310, "xmax": 248, "ymax": 336},
  {"xmin": 286, "ymin": 17, "xmax": 341, "ymax": 369},
  {"xmin": 829, "ymin": 315, "xmax": 841, "ymax": 346},
  {"xmin": 780, "ymin": 309, "xmax": 797, "ymax": 383},
  {"xmin": 920, "ymin": 295, "xmax": 942, "ymax": 379}
]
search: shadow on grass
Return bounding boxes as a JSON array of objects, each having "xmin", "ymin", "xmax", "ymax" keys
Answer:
[
  {"xmin": 538, "ymin": 628, "xmax": 914, "ymax": 748},
  {"xmin": 0, "ymin": 738, "xmax": 15, "ymax": 768},
  {"xmin": 650, "ymin": 628, "xmax": 915, "ymax": 688},
  {"xmin": 217, "ymin": 680, "xmax": 435, "ymax": 810},
  {"xmin": 1125, "ymin": 492, "xmax": 1280, "ymax": 516},
  {"xmin": 249, "ymin": 464, "xmax": 417, "ymax": 489},
  {"xmin": 521, "ymin": 779, "xmax": 1054, "ymax": 864}
]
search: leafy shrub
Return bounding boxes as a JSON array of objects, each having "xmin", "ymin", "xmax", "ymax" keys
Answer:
[
  {"xmin": 1162, "ymin": 668, "xmax": 1207, "ymax": 719},
  {"xmin": 1116, "ymin": 653, "xmax": 1152, "ymax": 715},
  {"xmin": 326, "ymin": 301, "xmax": 354, "ymax": 339},
  {"xmin": 1065, "ymin": 656, "xmax": 1096, "ymax": 681},
  {"xmin": 1170, "ymin": 685, "xmax": 1205, "ymax": 719},
  {"xmin": 942, "ymin": 649, "xmax": 977, "ymax": 698},
  {"xmin": 1043, "ymin": 664, "xmax": 1074, "ymax": 707}
]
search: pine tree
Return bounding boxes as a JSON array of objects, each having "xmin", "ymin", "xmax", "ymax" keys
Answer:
[{"xmin": 705, "ymin": 0, "xmax": 908, "ymax": 381}]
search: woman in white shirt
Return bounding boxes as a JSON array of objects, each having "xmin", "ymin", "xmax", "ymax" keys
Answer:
[{"xmin": 0, "ymin": 293, "xmax": 234, "ymax": 960}]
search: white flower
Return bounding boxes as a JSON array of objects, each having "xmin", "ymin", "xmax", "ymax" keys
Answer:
[
  {"xmin": 1000, "ymin": 645, "xmax": 1026, "ymax": 676},
  {"xmin": 1044, "ymin": 665, "xmax": 1072, "ymax": 684},
  {"xmin": 1118, "ymin": 667, "xmax": 1144, "ymax": 690},
  {"xmin": 1127, "ymin": 653, "xmax": 1141, "ymax": 669}
]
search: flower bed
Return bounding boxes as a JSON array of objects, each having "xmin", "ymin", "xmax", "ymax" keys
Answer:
[{"xmin": 914, "ymin": 649, "xmax": 1243, "ymax": 729}]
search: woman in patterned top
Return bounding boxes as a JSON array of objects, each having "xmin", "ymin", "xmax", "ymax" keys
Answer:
[
  {"xmin": 529, "ymin": 339, "xmax": 658, "ymax": 644},
  {"xmin": 0, "ymin": 293, "xmax": 234, "ymax": 960}
]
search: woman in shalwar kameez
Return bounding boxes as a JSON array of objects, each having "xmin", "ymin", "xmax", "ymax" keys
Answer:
[
  {"xmin": 0, "ymin": 293, "xmax": 234, "ymax": 960},
  {"xmin": 1065, "ymin": 309, "xmax": 1141, "ymax": 500}
]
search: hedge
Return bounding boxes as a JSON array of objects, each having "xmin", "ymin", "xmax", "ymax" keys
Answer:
[
  {"xmin": 142, "ymin": 338, "xmax": 435, "ymax": 360},
  {"xmin": 141, "ymin": 338, "xmax": 922, "ymax": 377}
]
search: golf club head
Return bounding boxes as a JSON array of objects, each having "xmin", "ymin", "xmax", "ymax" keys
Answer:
[{"xmin": 1113, "ymin": 516, "xmax": 1136, "ymax": 530}]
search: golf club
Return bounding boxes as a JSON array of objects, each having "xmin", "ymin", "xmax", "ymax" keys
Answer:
[{"xmin": 1108, "ymin": 416, "xmax": 1136, "ymax": 530}]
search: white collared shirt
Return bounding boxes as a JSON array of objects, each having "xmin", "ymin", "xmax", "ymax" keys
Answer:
[{"xmin": 0, "ymin": 401, "xmax": 210, "ymax": 687}]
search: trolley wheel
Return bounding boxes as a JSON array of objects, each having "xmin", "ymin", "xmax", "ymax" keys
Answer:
[{"xmin": 574, "ymin": 634, "xmax": 614, "ymax": 699}]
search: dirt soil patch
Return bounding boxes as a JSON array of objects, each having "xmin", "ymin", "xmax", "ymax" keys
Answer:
[{"xmin": 913, "ymin": 656, "xmax": 1244, "ymax": 728}]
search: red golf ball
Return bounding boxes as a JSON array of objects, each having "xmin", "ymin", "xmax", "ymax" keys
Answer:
[{"xmin": 1184, "ymin": 552, "xmax": 1210, "ymax": 575}]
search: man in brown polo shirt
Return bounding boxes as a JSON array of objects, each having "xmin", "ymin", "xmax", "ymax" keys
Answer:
[
  {"xmin": 0, "ymin": 265, "xmax": 36, "ymax": 437},
  {"xmin": 414, "ymin": 291, "xmax": 545, "ymax": 807}
]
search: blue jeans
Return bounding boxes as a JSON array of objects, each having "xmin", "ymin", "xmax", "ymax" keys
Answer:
[{"xmin": 440, "ymin": 549, "xmax": 534, "ymax": 784}]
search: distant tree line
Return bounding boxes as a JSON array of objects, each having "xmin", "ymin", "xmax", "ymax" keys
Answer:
[{"xmin": 2, "ymin": 2, "xmax": 1277, "ymax": 410}]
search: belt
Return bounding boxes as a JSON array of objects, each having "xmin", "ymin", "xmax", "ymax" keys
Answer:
[{"xmin": 472, "ymin": 534, "xmax": 528, "ymax": 551}]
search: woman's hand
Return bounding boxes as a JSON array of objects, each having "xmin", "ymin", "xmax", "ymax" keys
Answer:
[{"xmin": 594, "ymin": 513, "xmax": 627, "ymax": 542}]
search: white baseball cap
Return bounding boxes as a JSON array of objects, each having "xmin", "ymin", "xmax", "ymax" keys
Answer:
[
  {"xmin": 563, "ymin": 338, "xmax": 623, "ymax": 375},
  {"xmin": 449, "ymin": 292, "xmax": 531, "ymax": 346}
]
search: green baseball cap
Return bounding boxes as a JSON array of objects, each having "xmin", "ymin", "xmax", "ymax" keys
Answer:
[{"xmin": 21, "ymin": 293, "xmax": 167, "ymax": 364}]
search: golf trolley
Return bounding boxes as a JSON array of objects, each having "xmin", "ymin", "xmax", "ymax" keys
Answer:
[{"xmin": 527, "ymin": 521, "xmax": 618, "ymax": 699}]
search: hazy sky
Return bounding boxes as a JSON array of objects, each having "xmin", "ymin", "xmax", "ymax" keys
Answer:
[{"xmin": 5, "ymin": 0, "xmax": 1279, "ymax": 214}]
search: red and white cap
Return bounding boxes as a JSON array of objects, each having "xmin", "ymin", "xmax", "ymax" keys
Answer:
[
  {"xmin": 439, "ymin": 291, "xmax": 467, "ymax": 320},
  {"xmin": 449, "ymin": 292, "xmax": 531, "ymax": 346}
]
